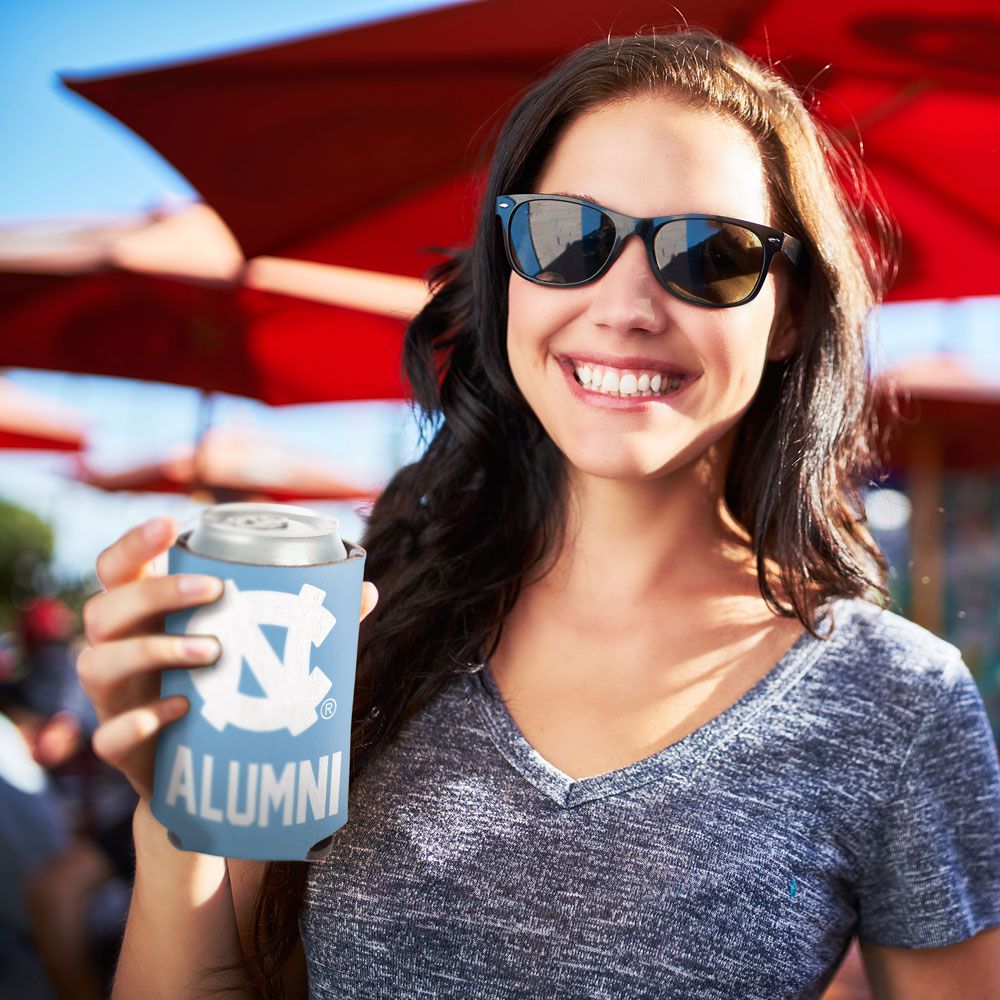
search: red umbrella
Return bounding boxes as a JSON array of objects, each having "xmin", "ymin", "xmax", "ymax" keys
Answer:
[
  {"xmin": 60, "ymin": 0, "xmax": 999, "ymax": 301},
  {"xmin": 0, "ymin": 375, "xmax": 88, "ymax": 451},
  {"xmin": 0, "ymin": 205, "xmax": 425, "ymax": 403},
  {"xmin": 68, "ymin": 422, "xmax": 380, "ymax": 502}
]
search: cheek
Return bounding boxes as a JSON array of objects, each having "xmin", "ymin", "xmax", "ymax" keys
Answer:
[
  {"xmin": 506, "ymin": 274, "xmax": 584, "ymax": 355},
  {"xmin": 506, "ymin": 271, "xmax": 531, "ymax": 312},
  {"xmin": 505, "ymin": 278, "xmax": 533, "ymax": 387},
  {"xmin": 701, "ymin": 309, "xmax": 775, "ymax": 401}
]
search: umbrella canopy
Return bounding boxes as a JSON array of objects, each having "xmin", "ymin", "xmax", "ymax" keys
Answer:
[
  {"xmin": 62, "ymin": 0, "xmax": 1000, "ymax": 301},
  {"xmin": 0, "ymin": 205, "xmax": 424, "ymax": 402},
  {"xmin": 0, "ymin": 375, "xmax": 88, "ymax": 451},
  {"xmin": 69, "ymin": 422, "xmax": 380, "ymax": 502}
]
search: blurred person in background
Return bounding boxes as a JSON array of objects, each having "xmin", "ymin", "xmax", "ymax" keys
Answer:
[{"xmin": 0, "ymin": 594, "xmax": 136, "ymax": 999}]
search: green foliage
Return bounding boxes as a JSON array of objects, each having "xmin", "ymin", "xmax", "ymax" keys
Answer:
[{"xmin": 0, "ymin": 499, "xmax": 55, "ymax": 628}]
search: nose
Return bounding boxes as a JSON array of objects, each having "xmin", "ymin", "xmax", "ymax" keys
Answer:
[{"xmin": 585, "ymin": 234, "xmax": 670, "ymax": 336}]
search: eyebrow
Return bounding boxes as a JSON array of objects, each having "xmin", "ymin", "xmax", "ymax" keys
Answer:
[
  {"xmin": 546, "ymin": 190, "xmax": 596, "ymax": 202},
  {"xmin": 535, "ymin": 192, "xmax": 769, "ymax": 226}
]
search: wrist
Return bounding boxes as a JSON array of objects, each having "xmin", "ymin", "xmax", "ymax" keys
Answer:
[{"xmin": 132, "ymin": 798, "xmax": 229, "ymax": 889}]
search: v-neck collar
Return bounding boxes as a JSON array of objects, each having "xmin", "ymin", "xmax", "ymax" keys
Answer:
[{"xmin": 464, "ymin": 601, "xmax": 840, "ymax": 809}]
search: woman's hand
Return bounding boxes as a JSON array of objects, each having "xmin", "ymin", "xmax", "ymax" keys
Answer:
[{"xmin": 78, "ymin": 516, "xmax": 379, "ymax": 802}]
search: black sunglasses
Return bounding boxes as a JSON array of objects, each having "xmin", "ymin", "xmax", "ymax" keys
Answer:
[{"xmin": 495, "ymin": 193, "xmax": 803, "ymax": 308}]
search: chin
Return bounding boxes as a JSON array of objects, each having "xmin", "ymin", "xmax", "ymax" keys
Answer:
[
  {"xmin": 557, "ymin": 424, "xmax": 722, "ymax": 482},
  {"xmin": 559, "ymin": 442, "xmax": 671, "ymax": 481}
]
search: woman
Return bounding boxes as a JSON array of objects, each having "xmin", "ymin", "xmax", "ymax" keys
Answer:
[{"xmin": 78, "ymin": 30, "xmax": 1000, "ymax": 999}]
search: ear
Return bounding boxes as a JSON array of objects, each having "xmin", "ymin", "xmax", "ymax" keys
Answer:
[
  {"xmin": 766, "ymin": 317, "xmax": 799, "ymax": 361},
  {"xmin": 765, "ymin": 279, "xmax": 801, "ymax": 362}
]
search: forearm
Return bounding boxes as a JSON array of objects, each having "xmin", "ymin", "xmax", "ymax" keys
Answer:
[{"xmin": 112, "ymin": 800, "xmax": 256, "ymax": 999}]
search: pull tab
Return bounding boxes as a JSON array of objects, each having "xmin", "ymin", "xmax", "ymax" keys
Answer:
[{"xmin": 231, "ymin": 513, "xmax": 291, "ymax": 531}]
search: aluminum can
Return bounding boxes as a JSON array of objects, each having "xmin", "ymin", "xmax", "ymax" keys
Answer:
[{"xmin": 150, "ymin": 502, "xmax": 366, "ymax": 861}]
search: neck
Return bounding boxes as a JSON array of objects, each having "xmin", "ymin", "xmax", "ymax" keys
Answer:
[{"xmin": 531, "ymin": 442, "xmax": 765, "ymax": 621}]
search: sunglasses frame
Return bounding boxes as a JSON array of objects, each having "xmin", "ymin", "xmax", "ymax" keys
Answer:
[{"xmin": 495, "ymin": 193, "xmax": 804, "ymax": 308}]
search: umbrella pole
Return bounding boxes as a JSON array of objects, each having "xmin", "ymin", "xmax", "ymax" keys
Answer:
[
  {"xmin": 908, "ymin": 421, "xmax": 943, "ymax": 635},
  {"xmin": 193, "ymin": 389, "xmax": 215, "ymax": 501}
]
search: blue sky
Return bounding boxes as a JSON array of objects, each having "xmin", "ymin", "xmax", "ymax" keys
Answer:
[
  {"xmin": 1, "ymin": 0, "xmax": 998, "ymax": 584},
  {"xmin": 0, "ymin": 0, "xmax": 463, "ymax": 221}
]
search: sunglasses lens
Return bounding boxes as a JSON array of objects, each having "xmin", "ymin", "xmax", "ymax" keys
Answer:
[
  {"xmin": 653, "ymin": 219, "xmax": 764, "ymax": 305},
  {"xmin": 508, "ymin": 200, "xmax": 616, "ymax": 284}
]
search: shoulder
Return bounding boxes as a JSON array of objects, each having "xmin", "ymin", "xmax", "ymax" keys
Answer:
[
  {"xmin": 843, "ymin": 601, "xmax": 1000, "ymax": 951},
  {"xmin": 819, "ymin": 597, "xmax": 968, "ymax": 723},
  {"xmin": 825, "ymin": 596, "xmax": 962, "ymax": 674}
]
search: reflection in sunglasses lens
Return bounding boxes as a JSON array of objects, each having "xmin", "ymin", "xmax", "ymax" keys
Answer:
[
  {"xmin": 510, "ymin": 201, "xmax": 616, "ymax": 284},
  {"xmin": 654, "ymin": 219, "xmax": 763, "ymax": 304}
]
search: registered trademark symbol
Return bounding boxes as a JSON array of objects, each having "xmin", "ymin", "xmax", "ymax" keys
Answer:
[{"xmin": 320, "ymin": 698, "xmax": 337, "ymax": 720}]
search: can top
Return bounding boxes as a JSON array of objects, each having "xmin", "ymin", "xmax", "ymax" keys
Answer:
[{"xmin": 185, "ymin": 502, "xmax": 348, "ymax": 566}]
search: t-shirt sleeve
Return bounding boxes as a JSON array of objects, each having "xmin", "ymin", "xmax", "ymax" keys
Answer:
[{"xmin": 856, "ymin": 656, "xmax": 1000, "ymax": 948}]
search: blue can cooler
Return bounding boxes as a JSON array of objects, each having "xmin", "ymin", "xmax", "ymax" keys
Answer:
[{"xmin": 150, "ymin": 502, "xmax": 366, "ymax": 861}]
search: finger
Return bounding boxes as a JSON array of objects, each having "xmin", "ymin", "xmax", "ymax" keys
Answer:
[
  {"xmin": 95, "ymin": 516, "xmax": 179, "ymax": 591},
  {"xmin": 91, "ymin": 696, "xmax": 189, "ymax": 797},
  {"xmin": 83, "ymin": 573, "xmax": 224, "ymax": 646},
  {"xmin": 77, "ymin": 634, "xmax": 221, "ymax": 717},
  {"xmin": 360, "ymin": 581, "xmax": 379, "ymax": 621}
]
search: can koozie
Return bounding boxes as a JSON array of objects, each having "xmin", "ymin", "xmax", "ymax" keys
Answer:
[{"xmin": 151, "ymin": 525, "xmax": 366, "ymax": 861}]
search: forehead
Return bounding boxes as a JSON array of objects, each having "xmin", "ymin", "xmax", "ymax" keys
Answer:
[{"xmin": 536, "ymin": 94, "xmax": 771, "ymax": 222}]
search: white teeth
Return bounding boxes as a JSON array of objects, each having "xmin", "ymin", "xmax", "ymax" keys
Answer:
[{"xmin": 572, "ymin": 363, "xmax": 684, "ymax": 398}]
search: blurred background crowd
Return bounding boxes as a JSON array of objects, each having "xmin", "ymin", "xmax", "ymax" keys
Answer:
[{"xmin": 1, "ymin": 0, "xmax": 998, "ymax": 997}]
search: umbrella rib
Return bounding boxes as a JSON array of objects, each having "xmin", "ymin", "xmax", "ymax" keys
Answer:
[{"xmin": 852, "ymin": 79, "xmax": 935, "ymax": 130}]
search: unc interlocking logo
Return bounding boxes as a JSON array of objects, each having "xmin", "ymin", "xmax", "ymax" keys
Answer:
[{"xmin": 184, "ymin": 581, "xmax": 336, "ymax": 736}]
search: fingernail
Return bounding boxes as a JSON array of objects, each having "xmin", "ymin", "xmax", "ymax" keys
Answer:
[
  {"xmin": 181, "ymin": 637, "xmax": 221, "ymax": 662},
  {"xmin": 165, "ymin": 696, "xmax": 189, "ymax": 718},
  {"xmin": 143, "ymin": 518, "xmax": 169, "ymax": 544},
  {"xmin": 177, "ymin": 575, "xmax": 223, "ymax": 598}
]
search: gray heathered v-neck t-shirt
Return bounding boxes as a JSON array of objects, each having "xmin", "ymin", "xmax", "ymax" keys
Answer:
[{"xmin": 300, "ymin": 598, "xmax": 1000, "ymax": 999}]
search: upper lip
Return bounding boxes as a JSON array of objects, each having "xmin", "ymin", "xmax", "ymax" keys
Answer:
[{"xmin": 558, "ymin": 351, "xmax": 700, "ymax": 378}]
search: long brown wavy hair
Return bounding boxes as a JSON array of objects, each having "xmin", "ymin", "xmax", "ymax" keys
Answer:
[{"xmin": 200, "ymin": 28, "xmax": 896, "ymax": 997}]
